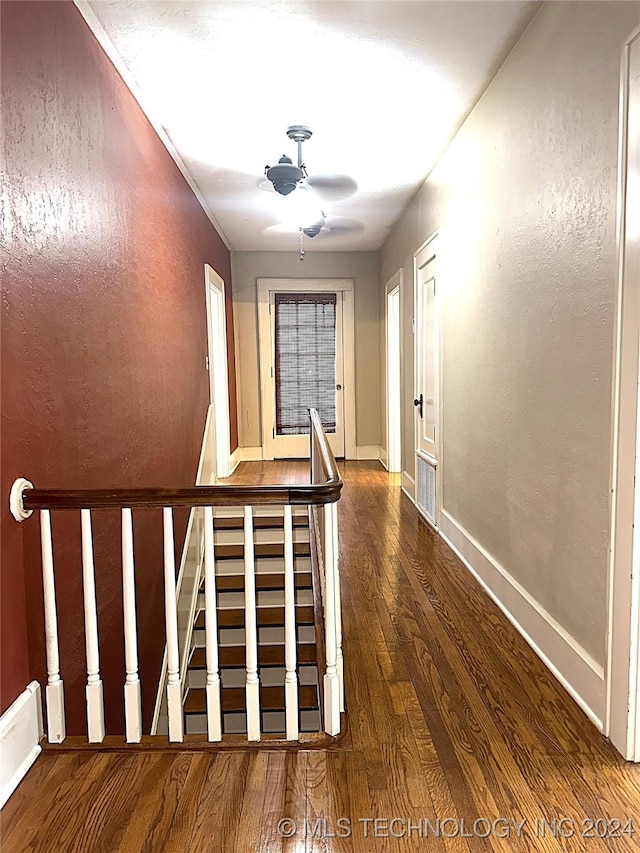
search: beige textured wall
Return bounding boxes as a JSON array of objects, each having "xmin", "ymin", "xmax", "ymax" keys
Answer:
[
  {"xmin": 232, "ymin": 251, "xmax": 380, "ymax": 450},
  {"xmin": 379, "ymin": 1, "xmax": 639, "ymax": 664}
]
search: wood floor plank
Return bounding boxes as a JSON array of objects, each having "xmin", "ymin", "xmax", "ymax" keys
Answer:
[
  {"xmin": 187, "ymin": 753, "xmax": 250, "ymax": 852},
  {"xmin": 3, "ymin": 462, "xmax": 640, "ymax": 852},
  {"xmin": 281, "ymin": 752, "xmax": 309, "ymax": 853}
]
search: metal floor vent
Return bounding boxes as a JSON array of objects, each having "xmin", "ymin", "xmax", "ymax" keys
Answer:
[{"xmin": 416, "ymin": 453, "xmax": 436, "ymax": 526}]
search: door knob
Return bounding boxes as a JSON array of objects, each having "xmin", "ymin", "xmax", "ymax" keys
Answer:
[
  {"xmin": 336, "ymin": 384, "xmax": 342, "ymax": 390},
  {"xmin": 414, "ymin": 393, "xmax": 423, "ymax": 418}
]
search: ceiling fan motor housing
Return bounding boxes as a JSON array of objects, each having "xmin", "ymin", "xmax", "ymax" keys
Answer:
[{"xmin": 265, "ymin": 155, "xmax": 304, "ymax": 195}]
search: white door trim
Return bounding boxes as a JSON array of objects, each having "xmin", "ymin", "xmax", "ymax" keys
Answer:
[
  {"xmin": 413, "ymin": 232, "xmax": 442, "ymax": 527},
  {"xmin": 606, "ymin": 24, "xmax": 640, "ymax": 761},
  {"xmin": 385, "ymin": 270, "xmax": 403, "ymax": 473},
  {"xmin": 204, "ymin": 264, "xmax": 231, "ymax": 479},
  {"xmin": 257, "ymin": 278, "xmax": 356, "ymax": 460}
]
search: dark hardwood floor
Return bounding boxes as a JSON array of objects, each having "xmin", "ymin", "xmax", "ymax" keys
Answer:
[{"xmin": 2, "ymin": 461, "xmax": 640, "ymax": 851}]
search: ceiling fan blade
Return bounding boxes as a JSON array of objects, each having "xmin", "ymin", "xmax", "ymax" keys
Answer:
[
  {"xmin": 316, "ymin": 217, "xmax": 364, "ymax": 238},
  {"xmin": 305, "ymin": 174, "xmax": 358, "ymax": 202}
]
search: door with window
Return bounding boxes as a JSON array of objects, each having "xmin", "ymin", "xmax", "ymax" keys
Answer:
[{"xmin": 258, "ymin": 281, "xmax": 351, "ymax": 460}]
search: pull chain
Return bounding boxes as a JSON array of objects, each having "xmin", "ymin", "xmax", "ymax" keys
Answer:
[{"xmin": 299, "ymin": 229, "xmax": 305, "ymax": 261}]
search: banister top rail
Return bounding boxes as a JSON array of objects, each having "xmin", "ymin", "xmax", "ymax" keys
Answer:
[
  {"xmin": 308, "ymin": 408, "xmax": 341, "ymax": 488},
  {"xmin": 21, "ymin": 409, "xmax": 343, "ymax": 512}
]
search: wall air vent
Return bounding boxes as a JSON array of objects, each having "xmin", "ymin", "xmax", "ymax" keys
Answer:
[{"xmin": 416, "ymin": 453, "xmax": 437, "ymax": 527}]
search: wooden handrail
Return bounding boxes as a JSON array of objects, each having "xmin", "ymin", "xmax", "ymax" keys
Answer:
[
  {"xmin": 22, "ymin": 410, "xmax": 343, "ymax": 511},
  {"xmin": 308, "ymin": 408, "xmax": 341, "ymax": 486},
  {"xmin": 23, "ymin": 483, "xmax": 341, "ymax": 511}
]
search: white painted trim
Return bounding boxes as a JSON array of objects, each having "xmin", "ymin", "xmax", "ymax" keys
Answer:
[
  {"xmin": 73, "ymin": 1, "xmax": 231, "ymax": 250},
  {"xmin": 256, "ymin": 279, "xmax": 356, "ymax": 460},
  {"xmin": 401, "ymin": 471, "xmax": 416, "ymax": 502},
  {"xmin": 0, "ymin": 682, "xmax": 43, "ymax": 809},
  {"xmin": 413, "ymin": 231, "xmax": 442, "ymax": 527},
  {"xmin": 229, "ymin": 447, "xmax": 242, "ymax": 474},
  {"xmin": 230, "ymin": 257, "xmax": 246, "ymax": 451},
  {"xmin": 236, "ymin": 446, "xmax": 263, "ymax": 462},
  {"xmin": 414, "ymin": 230, "xmax": 440, "ymax": 261},
  {"xmin": 378, "ymin": 445, "xmax": 388, "ymax": 470},
  {"xmin": 440, "ymin": 510, "xmax": 605, "ymax": 730},
  {"xmin": 606, "ymin": 24, "xmax": 640, "ymax": 761},
  {"xmin": 384, "ymin": 270, "xmax": 403, "ymax": 474},
  {"xmin": 355, "ymin": 445, "xmax": 380, "ymax": 460},
  {"xmin": 151, "ymin": 409, "xmax": 214, "ymax": 733},
  {"xmin": 204, "ymin": 265, "xmax": 232, "ymax": 480}
]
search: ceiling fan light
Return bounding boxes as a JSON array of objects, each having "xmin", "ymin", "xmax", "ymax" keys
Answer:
[
  {"xmin": 265, "ymin": 156, "xmax": 304, "ymax": 195},
  {"xmin": 301, "ymin": 217, "xmax": 325, "ymax": 238}
]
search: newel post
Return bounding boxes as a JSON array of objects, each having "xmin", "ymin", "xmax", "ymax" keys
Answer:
[{"xmin": 10, "ymin": 479, "xmax": 66, "ymax": 743}]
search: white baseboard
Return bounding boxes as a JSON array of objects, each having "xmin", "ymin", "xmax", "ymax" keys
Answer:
[
  {"xmin": 439, "ymin": 509, "xmax": 605, "ymax": 730},
  {"xmin": 401, "ymin": 470, "xmax": 416, "ymax": 502},
  {"xmin": 236, "ymin": 446, "xmax": 263, "ymax": 462},
  {"xmin": 229, "ymin": 447, "xmax": 242, "ymax": 474},
  {"xmin": 355, "ymin": 445, "xmax": 380, "ymax": 460},
  {"xmin": 0, "ymin": 682, "xmax": 43, "ymax": 809},
  {"xmin": 378, "ymin": 446, "xmax": 388, "ymax": 470}
]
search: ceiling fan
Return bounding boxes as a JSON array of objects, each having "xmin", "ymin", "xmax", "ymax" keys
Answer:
[
  {"xmin": 264, "ymin": 125, "xmax": 313, "ymax": 196},
  {"xmin": 300, "ymin": 215, "xmax": 365, "ymax": 240},
  {"xmin": 264, "ymin": 125, "xmax": 359, "ymax": 203},
  {"xmin": 264, "ymin": 126, "xmax": 361, "ymax": 256}
]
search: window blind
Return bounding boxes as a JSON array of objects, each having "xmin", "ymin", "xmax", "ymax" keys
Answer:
[{"xmin": 274, "ymin": 292, "xmax": 337, "ymax": 435}]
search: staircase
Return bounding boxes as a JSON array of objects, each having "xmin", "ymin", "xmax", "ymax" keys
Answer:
[
  {"xmin": 182, "ymin": 506, "xmax": 322, "ymax": 736},
  {"xmin": 16, "ymin": 409, "xmax": 343, "ymax": 747}
]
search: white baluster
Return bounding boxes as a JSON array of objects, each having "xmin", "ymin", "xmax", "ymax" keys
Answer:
[
  {"xmin": 283, "ymin": 505, "xmax": 299, "ymax": 740},
  {"xmin": 163, "ymin": 508, "xmax": 183, "ymax": 743},
  {"xmin": 121, "ymin": 508, "xmax": 142, "ymax": 743},
  {"xmin": 244, "ymin": 506, "xmax": 260, "ymax": 741},
  {"xmin": 40, "ymin": 510, "xmax": 65, "ymax": 743},
  {"xmin": 331, "ymin": 502, "xmax": 344, "ymax": 713},
  {"xmin": 204, "ymin": 506, "xmax": 222, "ymax": 741},
  {"xmin": 323, "ymin": 503, "xmax": 340, "ymax": 736},
  {"xmin": 80, "ymin": 510, "xmax": 105, "ymax": 743}
]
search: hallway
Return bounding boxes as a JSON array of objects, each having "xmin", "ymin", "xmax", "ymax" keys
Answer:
[{"xmin": 2, "ymin": 462, "xmax": 639, "ymax": 851}]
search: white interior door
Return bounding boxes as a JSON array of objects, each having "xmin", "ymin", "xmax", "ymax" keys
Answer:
[
  {"xmin": 415, "ymin": 248, "xmax": 439, "ymax": 461},
  {"xmin": 204, "ymin": 264, "xmax": 231, "ymax": 479},
  {"xmin": 269, "ymin": 290, "xmax": 345, "ymax": 459},
  {"xmin": 386, "ymin": 282, "xmax": 402, "ymax": 473}
]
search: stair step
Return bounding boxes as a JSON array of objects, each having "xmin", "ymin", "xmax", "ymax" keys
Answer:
[
  {"xmin": 190, "ymin": 644, "xmax": 318, "ymax": 669},
  {"xmin": 188, "ymin": 664, "xmax": 319, "ymax": 689},
  {"xmin": 184, "ymin": 709, "xmax": 322, "ymax": 736},
  {"xmin": 215, "ymin": 589, "xmax": 313, "ymax": 609},
  {"xmin": 214, "ymin": 515, "xmax": 308, "ymax": 531},
  {"xmin": 215, "ymin": 557, "xmax": 311, "ymax": 576},
  {"xmin": 213, "ymin": 506, "xmax": 308, "ymax": 519},
  {"xmin": 195, "ymin": 606, "xmax": 314, "ymax": 630},
  {"xmin": 184, "ymin": 685, "xmax": 319, "ymax": 714},
  {"xmin": 214, "ymin": 543, "xmax": 311, "ymax": 561},
  {"xmin": 214, "ymin": 528, "xmax": 310, "ymax": 546},
  {"xmin": 195, "ymin": 624, "xmax": 316, "ymax": 647},
  {"xmin": 211, "ymin": 572, "xmax": 313, "ymax": 592}
]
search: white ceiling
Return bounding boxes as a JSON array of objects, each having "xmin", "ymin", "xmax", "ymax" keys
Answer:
[{"xmin": 85, "ymin": 0, "xmax": 540, "ymax": 252}]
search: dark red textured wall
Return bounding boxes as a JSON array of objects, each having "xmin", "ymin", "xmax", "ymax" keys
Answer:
[{"xmin": 1, "ymin": 0, "xmax": 238, "ymax": 731}]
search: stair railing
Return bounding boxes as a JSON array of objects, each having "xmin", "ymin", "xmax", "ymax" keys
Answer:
[
  {"xmin": 9, "ymin": 409, "xmax": 343, "ymax": 745},
  {"xmin": 309, "ymin": 409, "xmax": 344, "ymax": 734}
]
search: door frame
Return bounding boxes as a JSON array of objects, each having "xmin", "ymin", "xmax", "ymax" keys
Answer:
[
  {"xmin": 606, "ymin": 24, "xmax": 640, "ymax": 762},
  {"xmin": 384, "ymin": 270, "xmax": 403, "ymax": 473},
  {"xmin": 257, "ymin": 278, "xmax": 356, "ymax": 460},
  {"xmin": 204, "ymin": 264, "xmax": 231, "ymax": 479},
  {"xmin": 413, "ymin": 231, "xmax": 442, "ymax": 527}
]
